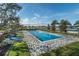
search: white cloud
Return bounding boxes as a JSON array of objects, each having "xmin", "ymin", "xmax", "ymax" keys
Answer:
[
  {"xmin": 73, "ymin": 11, "xmax": 79, "ymax": 14},
  {"xmin": 32, "ymin": 16, "xmax": 37, "ymax": 19},
  {"xmin": 20, "ymin": 17, "xmax": 42, "ymax": 26},
  {"xmin": 71, "ymin": 9, "xmax": 79, "ymax": 15},
  {"xmin": 55, "ymin": 13, "xmax": 68, "ymax": 16},
  {"xmin": 20, "ymin": 13, "xmax": 40, "ymax": 25},
  {"xmin": 20, "ymin": 18, "xmax": 29, "ymax": 25},
  {"xmin": 54, "ymin": 9, "xmax": 79, "ymax": 16},
  {"xmin": 34, "ymin": 13, "xmax": 40, "ymax": 17}
]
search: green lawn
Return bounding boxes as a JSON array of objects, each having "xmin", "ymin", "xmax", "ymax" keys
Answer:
[
  {"xmin": 5, "ymin": 42, "xmax": 30, "ymax": 56},
  {"xmin": 41, "ymin": 42, "xmax": 79, "ymax": 56}
]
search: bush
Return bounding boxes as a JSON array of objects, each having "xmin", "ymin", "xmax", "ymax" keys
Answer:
[{"xmin": 5, "ymin": 42, "xmax": 30, "ymax": 56}]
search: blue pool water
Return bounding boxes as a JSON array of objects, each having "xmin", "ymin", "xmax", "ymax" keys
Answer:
[
  {"xmin": 7, "ymin": 35, "xmax": 22, "ymax": 42},
  {"xmin": 29, "ymin": 30, "xmax": 62, "ymax": 41}
]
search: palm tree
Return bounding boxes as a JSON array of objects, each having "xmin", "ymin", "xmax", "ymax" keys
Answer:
[
  {"xmin": 59, "ymin": 19, "xmax": 71, "ymax": 33},
  {"xmin": 51, "ymin": 20, "xmax": 58, "ymax": 32}
]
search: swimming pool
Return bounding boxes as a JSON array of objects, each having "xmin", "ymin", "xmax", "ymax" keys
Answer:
[
  {"xmin": 28, "ymin": 30, "xmax": 62, "ymax": 41},
  {"xmin": 7, "ymin": 35, "xmax": 22, "ymax": 42}
]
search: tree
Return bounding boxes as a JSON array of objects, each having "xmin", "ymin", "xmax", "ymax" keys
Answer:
[
  {"xmin": 59, "ymin": 19, "xmax": 71, "ymax": 33},
  {"xmin": 0, "ymin": 3, "xmax": 22, "ymax": 32},
  {"xmin": 51, "ymin": 20, "xmax": 58, "ymax": 32}
]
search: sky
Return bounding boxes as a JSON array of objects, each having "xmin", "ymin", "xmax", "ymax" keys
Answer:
[{"xmin": 17, "ymin": 3, "xmax": 79, "ymax": 26}]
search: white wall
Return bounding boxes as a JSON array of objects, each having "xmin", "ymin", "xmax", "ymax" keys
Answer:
[{"xmin": 67, "ymin": 31, "xmax": 78, "ymax": 34}]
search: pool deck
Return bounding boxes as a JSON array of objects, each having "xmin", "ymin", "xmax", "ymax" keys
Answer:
[{"xmin": 22, "ymin": 31, "xmax": 79, "ymax": 56}]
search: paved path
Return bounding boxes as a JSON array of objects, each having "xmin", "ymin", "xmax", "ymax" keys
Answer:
[{"xmin": 22, "ymin": 31, "xmax": 79, "ymax": 56}]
